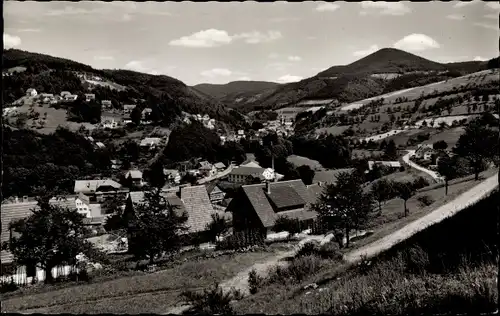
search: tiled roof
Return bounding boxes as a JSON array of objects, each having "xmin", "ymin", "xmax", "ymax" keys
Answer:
[
  {"xmin": 181, "ymin": 185, "xmax": 220, "ymax": 234},
  {"xmin": 266, "ymin": 186, "xmax": 305, "ymax": 209},
  {"xmin": 74, "ymin": 180, "xmax": 122, "ymax": 193},
  {"xmin": 140, "ymin": 138, "xmax": 161, "ymax": 146},
  {"xmin": 240, "ymin": 180, "xmax": 318, "ymax": 228},
  {"xmin": 313, "ymin": 168, "xmax": 355, "ymax": 185},
  {"xmin": 127, "ymin": 191, "xmax": 186, "ymax": 219},
  {"xmin": 1, "ymin": 197, "xmax": 76, "ymax": 263},
  {"xmin": 126, "ymin": 170, "xmax": 143, "ymax": 179},
  {"xmin": 214, "ymin": 162, "xmax": 226, "ymax": 169},
  {"xmin": 230, "ymin": 166, "xmax": 266, "ymax": 176}
]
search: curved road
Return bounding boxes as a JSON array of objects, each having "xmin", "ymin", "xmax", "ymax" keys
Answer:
[{"xmin": 402, "ymin": 150, "xmax": 443, "ymax": 182}]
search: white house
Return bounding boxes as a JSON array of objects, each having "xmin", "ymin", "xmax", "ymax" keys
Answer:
[
  {"xmin": 76, "ymin": 193, "xmax": 92, "ymax": 218},
  {"xmin": 123, "ymin": 104, "xmax": 136, "ymax": 114},
  {"xmin": 85, "ymin": 94, "xmax": 96, "ymax": 102},
  {"xmin": 140, "ymin": 137, "xmax": 162, "ymax": 149},
  {"xmin": 164, "ymin": 169, "xmax": 181, "ymax": 184},
  {"xmin": 60, "ymin": 91, "xmax": 71, "ymax": 97},
  {"xmin": 102, "ymin": 100, "xmax": 112, "ymax": 108},
  {"xmin": 65, "ymin": 94, "xmax": 78, "ymax": 101},
  {"xmin": 26, "ymin": 88, "xmax": 37, "ymax": 97}
]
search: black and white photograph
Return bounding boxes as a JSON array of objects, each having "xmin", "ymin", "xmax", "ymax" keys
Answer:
[{"xmin": 1, "ymin": 1, "xmax": 499, "ymax": 314}]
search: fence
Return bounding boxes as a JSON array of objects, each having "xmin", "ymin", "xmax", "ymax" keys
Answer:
[{"xmin": 0, "ymin": 264, "xmax": 81, "ymax": 286}]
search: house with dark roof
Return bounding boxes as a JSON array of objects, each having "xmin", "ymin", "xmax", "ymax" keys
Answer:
[
  {"xmin": 227, "ymin": 167, "xmax": 266, "ymax": 183},
  {"xmin": 227, "ymin": 179, "xmax": 318, "ymax": 236},
  {"xmin": 214, "ymin": 162, "xmax": 226, "ymax": 171},
  {"xmin": 206, "ymin": 183, "xmax": 225, "ymax": 204},
  {"xmin": 126, "ymin": 185, "xmax": 228, "ymax": 249},
  {"xmin": 125, "ymin": 170, "xmax": 143, "ymax": 187},
  {"xmin": 74, "ymin": 179, "xmax": 122, "ymax": 195}
]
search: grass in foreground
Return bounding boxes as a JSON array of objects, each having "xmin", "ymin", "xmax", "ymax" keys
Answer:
[{"xmin": 1, "ymin": 248, "xmax": 283, "ymax": 314}]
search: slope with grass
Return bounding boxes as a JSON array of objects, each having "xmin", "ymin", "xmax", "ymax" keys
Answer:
[{"xmin": 200, "ymin": 48, "xmax": 490, "ymax": 113}]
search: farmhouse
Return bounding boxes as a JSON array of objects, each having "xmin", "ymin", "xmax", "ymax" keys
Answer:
[
  {"xmin": 125, "ymin": 170, "xmax": 144, "ymax": 187},
  {"xmin": 164, "ymin": 169, "xmax": 181, "ymax": 185},
  {"xmin": 227, "ymin": 179, "xmax": 318, "ymax": 237},
  {"xmin": 198, "ymin": 161, "xmax": 216, "ymax": 177},
  {"xmin": 206, "ymin": 183, "xmax": 225, "ymax": 204},
  {"xmin": 126, "ymin": 185, "xmax": 228, "ymax": 248},
  {"xmin": 60, "ymin": 91, "xmax": 71, "ymax": 97},
  {"xmin": 102, "ymin": 100, "xmax": 112, "ymax": 108},
  {"xmin": 123, "ymin": 104, "xmax": 136, "ymax": 114},
  {"xmin": 414, "ymin": 144, "xmax": 435, "ymax": 160},
  {"xmin": 26, "ymin": 88, "xmax": 37, "ymax": 97},
  {"xmin": 214, "ymin": 162, "xmax": 226, "ymax": 171},
  {"xmin": 368, "ymin": 161, "xmax": 402, "ymax": 171},
  {"xmin": 85, "ymin": 93, "xmax": 96, "ymax": 102},
  {"xmin": 140, "ymin": 137, "xmax": 162, "ymax": 149},
  {"xmin": 74, "ymin": 179, "xmax": 122, "ymax": 195},
  {"xmin": 227, "ymin": 166, "xmax": 266, "ymax": 183}
]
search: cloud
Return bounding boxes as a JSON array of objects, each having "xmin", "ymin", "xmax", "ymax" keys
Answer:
[
  {"xmin": 315, "ymin": 3, "xmax": 340, "ymax": 12},
  {"xmin": 485, "ymin": 2, "xmax": 500, "ymax": 10},
  {"xmin": 446, "ymin": 14, "xmax": 465, "ymax": 20},
  {"xmin": 360, "ymin": 2, "xmax": 411, "ymax": 16},
  {"xmin": 288, "ymin": 56, "xmax": 302, "ymax": 61},
  {"xmin": 353, "ymin": 44, "xmax": 379, "ymax": 57},
  {"xmin": 268, "ymin": 53, "xmax": 280, "ymax": 59},
  {"xmin": 169, "ymin": 29, "xmax": 233, "ymax": 48},
  {"xmin": 474, "ymin": 22, "xmax": 498, "ymax": 30},
  {"xmin": 124, "ymin": 60, "xmax": 168, "ymax": 75},
  {"xmin": 453, "ymin": 0, "xmax": 480, "ymax": 8},
  {"xmin": 393, "ymin": 34, "xmax": 440, "ymax": 52},
  {"xmin": 267, "ymin": 62, "xmax": 292, "ymax": 71},
  {"xmin": 233, "ymin": 30, "xmax": 282, "ymax": 44},
  {"xmin": 473, "ymin": 56, "xmax": 487, "ymax": 61},
  {"xmin": 277, "ymin": 75, "xmax": 303, "ymax": 83},
  {"xmin": 200, "ymin": 68, "xmax": 232, "ymax": 78},
  {"xmin": 94, "ymin": 56, "xmax": 115, "ymax": 61},
  {"xmin": 4, "ymin": 33, "xmax": 21, "ymax": 48}
]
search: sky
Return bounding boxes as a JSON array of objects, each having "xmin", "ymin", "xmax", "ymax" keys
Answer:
[{"xmin": 3, "ymin": 1, "xmax": 499, "ymax": 85}]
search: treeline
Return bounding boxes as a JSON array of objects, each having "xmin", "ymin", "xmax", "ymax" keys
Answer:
[
  {"xmin": 2, "ymin": 126, "xmax": 112, "ymax": 199},
  {"xmin": 291, "ymin": 133, "xmax": 351, "ymax": 169}
]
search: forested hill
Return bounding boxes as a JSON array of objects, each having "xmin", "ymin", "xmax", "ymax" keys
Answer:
[{"xmin": 2, "ymin": 49, "xmax": 246, "ymax": 128}]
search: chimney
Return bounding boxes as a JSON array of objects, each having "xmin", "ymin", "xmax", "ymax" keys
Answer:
[
  {"xmin": 14, "ymin": 196, "xmax": 19, "ymax": 203},
  {"xmin": 266, "ymin": 181, "xmax": 271, "ymax": 195},
  {"xmin": 23, "ymin": 196, "xmax": 29, "ymax": 203}
]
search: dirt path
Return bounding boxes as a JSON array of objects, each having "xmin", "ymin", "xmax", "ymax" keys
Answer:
[
  {"xmin": 163, "ymin": 235, "xmax": 332, "ymax": 315},
  {"xmin": 402, "ymin": 150, "xmax": 442, "ymax": 181},
  {"xmin": 344, "ymin": 173, "xmax": 498, "ymax": 263}
]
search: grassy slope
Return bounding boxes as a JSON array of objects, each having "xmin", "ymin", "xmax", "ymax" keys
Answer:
[
  {"xmin": 1, "ymin": 247, "xmax": 289, "ymax": 314},
  {"xmin": 232, "ymin": 168, "xmax": 498, "ymax": 313}
]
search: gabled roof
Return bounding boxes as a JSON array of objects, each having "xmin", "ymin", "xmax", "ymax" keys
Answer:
[
  {"xmin": 181, "ymin": 185, "xmax": 221, "ymax": 233},
  {"xmin": 214, "ymin": 162, "xmax": 226, "ymax": 169},
  {"xmin": 240, "ymin": 180, "xmax": 318, "ymax": 228},
  {"xmin": 266, "ymin": 186, "xmax": 305, "ymax": 209},
  {"xmin": 1, "ymin": 197, "xmax": 76, "ymax": 263},
  {"xmin": 126, "ymin": 170, "xmax": 143, "ymax": 179},
  {"xmin": 140, "ymin": 137, "xmax": 161, "ymax": 146},
  {"xmin": 206, "ymin": 182, "xmax": 223, "ymax": 195},
  {"xmin": 74, "ymin": 179, "xmax": 122, "ymax": 193},
  {"xmin": 127, "ymin": 191, "xmax": 186, "ymax": 219},
  {"xmin": 240, "ymin": 160, "xmax": 262, "ymax": 168},
  {"xmin": 230, "ymin": 166, "xmax": 266, "ymax": 177}
]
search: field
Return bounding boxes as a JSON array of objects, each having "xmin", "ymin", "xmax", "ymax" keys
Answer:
[
  {"xmin": 315, "ymin": 126, "xmax": 350, "ymax": 136},
  {"xmin": 1, "ymin": 247, "xmax": 288, "ymax": 314},
  {"xmin": 287, "ymin": 155, "xmax": 323, "ymax": 170},
  {"xmin": 4, "ymin": 100, "xmax": 96, "ymax": 134},
  {"xmin": 232, "ymin": 168, "xmax": 498, "ymax": 314}
]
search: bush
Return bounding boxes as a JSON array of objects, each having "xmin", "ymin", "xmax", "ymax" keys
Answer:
[
  {"xmin": 412, "ymin": 177, "xmax": 430, "ymax": 190},
  {"xmin": 417, "ymin": 195, "xmax": 435, "ymax": 207},
  {"xmin": 248, "ymin": 269, "xmax": 263, "ymax": 295},
  {"xmin": 181, "ymin": 282, "xmax": 241, "ymax": 314},
  {"xmin": 0, "ymin": 278, "xmax": 19, "ymax": 294}
]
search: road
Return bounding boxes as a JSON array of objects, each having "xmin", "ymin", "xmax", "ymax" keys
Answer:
[
  {"xmin": 402, "ymin": 150, "xmax": 443, "ymax": 182},
  {"xmin": 166, "ymin": 171, "xmax": 498, "ymax": 314},
  {"xmin": 197, "ymin": 164, "xmax": 235, "ymax": 184}
]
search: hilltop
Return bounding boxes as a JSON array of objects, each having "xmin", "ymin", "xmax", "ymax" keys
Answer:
[
  {"xmin": 199, "ymin": 48, "xmax": 492, "ymax": 113},
  {"xmin": 2, "ymin": 49, "xmax": 245, "ymax": 128}
]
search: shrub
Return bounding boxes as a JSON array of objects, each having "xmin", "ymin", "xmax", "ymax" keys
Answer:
[
  {"xmin": 181, "ymin": 282, "xmax": 239, "ymax": 315},
  {"xmin": 417, "ymin": 195, "xmax": 435, "ymax": 207},
  {"xmin": 0, "ymin": 278, "xmax": 19, "ymax": 294},
  {"xmin": 412, "ymin": 177, "xmax": 430, "ymax": 190},
  {"xmin": 248, "ymin": 269, "xmax": 263, "ymax": 294}
]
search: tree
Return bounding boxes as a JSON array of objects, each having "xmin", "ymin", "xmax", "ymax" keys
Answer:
[
  {"xmin": 371, "ymin": 179, "xmax": 393, "ymax": 215},
  {"xmin": 146, "ymin": 160, "xmax": 165, "ymax": 188},
  {"xmin": 127, "ymin": 188, "xmax": 189, "ymax": 264},
  {"xmin": 394, "ymin": 182, "xmax": 414, "ymax": 217},
  {"xmin": 454, "ymin": 120, "xmax": 498, "ymax": 180},
  {"xmin": 312, "ymin": 172, "xmax": 373, "ymax": 248},
  {"xmin": 181, "ymin": 283, "xmax": 239, "ymax": 315},
  {"xmin": 273, "ymin": 215, "xmax": 301, "ymax": 239},
  {"xmin": 433, "ymin": 140, "xmax": 448, "ymax": 151},
  {"xmin": 384, "ymin": 140, "xmax": 398, "ymax": 160},
  {"xmin": 130, "ymin": 107, "xmax": 142, "ymax": 125},
  {"xmin": 2, "ymin": 197, "xmax": 97, "ymax": 284},
  {"xmin": 206, "ymin": 213, "xmax": 230, "ymax": 243},
  {"xmin": 437, "ymin": 156, "xmax": 458, "ymax": 195},
  {"xmin": 297, "ymin": 165, "xmax": 315, "ymax": 185}
]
